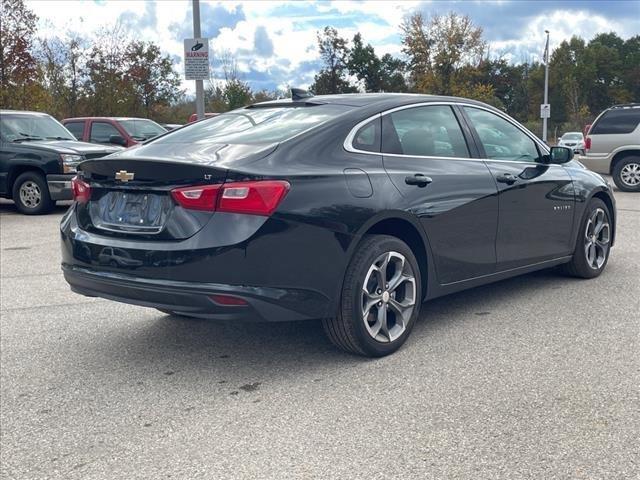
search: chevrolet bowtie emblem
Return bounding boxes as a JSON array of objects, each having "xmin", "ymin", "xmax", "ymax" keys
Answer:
[{"xmin": 115, "ymin": 170, "xmax": 135, "ymax": 182}]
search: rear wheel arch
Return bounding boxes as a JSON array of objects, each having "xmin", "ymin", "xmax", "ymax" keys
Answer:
[{"xmin": 358, "ymin": 214, "xmax": 431, "ymax": 301}]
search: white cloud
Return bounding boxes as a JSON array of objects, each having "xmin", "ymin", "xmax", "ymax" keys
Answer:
[{"xmin": 26, "ymin": 0, "xmax": 639, "ymax": 96}]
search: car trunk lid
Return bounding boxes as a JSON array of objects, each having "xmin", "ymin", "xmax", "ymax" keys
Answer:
[{"xmin": 77, "ymin": 158, "xmax": 228, "ymax": 240}]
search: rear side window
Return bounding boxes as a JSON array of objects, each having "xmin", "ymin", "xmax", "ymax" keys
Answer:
[
  {"xmin": 90, "ymin": 122, "xmax": 121, "ymax": 143},
  {"xmin": 65, "ymin": 122, "xmax": 84, "ymax": 140},
  {"xmin": 381, "ymin": 105, "xmax": 470, "ymax": 158},
  {"xmin": 352, "ymin": 118, "xmax": 380, "ymax": 152},
  {"xmin": 591, "ymin": 108, "xmax": 640, "ymax": 135}
]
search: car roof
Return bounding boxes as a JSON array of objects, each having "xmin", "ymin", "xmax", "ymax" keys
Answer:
[
  {"xmin": 62, "ymin": 117, "xmax": 153, "ymax": 121},
  {"xmin": 608, "ymin": 103, "xmax": 640, "ymax": 110},
  {"xmin": 250, "ymin": 93, "xmax": 496, "ymax": 110},
  {"xmin": 0, "ymin": 109, "xmax": 52, "ymax": 116}
]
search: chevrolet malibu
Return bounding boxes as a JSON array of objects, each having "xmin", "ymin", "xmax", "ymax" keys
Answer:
[{"xmin": 61, "ymin": 92, "xmax": 616, "ymax": 357}]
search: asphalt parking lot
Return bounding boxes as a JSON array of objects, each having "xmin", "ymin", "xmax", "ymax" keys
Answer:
[{"xmin": 1, "ymin": 182, "xmax": 638, "ymax": 480}]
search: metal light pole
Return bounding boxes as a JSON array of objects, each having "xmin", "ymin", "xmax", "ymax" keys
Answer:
[
  {"xmin": 192, "ymin": 0, "xmax": 205, "ymax": 121},
  {"xmin": 542, "ymin": 30, "xmax": 550, "ymax": 143}
]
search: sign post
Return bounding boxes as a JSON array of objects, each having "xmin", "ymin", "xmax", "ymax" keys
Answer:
[
  {"xmin": 542, "ymin": 30, "xmax": 550, "ymax": 143},
  {"xmin": 186, "ymin": 0, "xmax": 208, "ymax": 121}
]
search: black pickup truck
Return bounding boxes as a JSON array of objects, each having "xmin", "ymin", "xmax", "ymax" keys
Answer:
[{"xmin": 0, "ymin": 110, "xmax": 121, "ymax": 214}]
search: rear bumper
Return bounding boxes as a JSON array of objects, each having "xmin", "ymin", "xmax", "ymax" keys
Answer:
[
  {"xmin": 62, "ymin": 264, "xmax": 330, "ymax": 322},
  {"xmin": 47, "ymin": 174, "xmax": 74, "ymax": 201}
]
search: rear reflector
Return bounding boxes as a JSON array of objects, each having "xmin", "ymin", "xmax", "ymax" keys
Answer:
[
  {"xmin": 209, "ymin": 294, "xmax": 248, "ymax": 306},
  {"xmin": 71, "ymin": 176, "xmax": 91, "ymax": 204},
  {"xmin": 171, "ymin": 180, "xmax": 289, "ymax": 216}
]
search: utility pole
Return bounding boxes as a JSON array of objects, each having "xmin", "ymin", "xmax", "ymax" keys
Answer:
[
  {"xmin": 192, "ymin": 0, "xmax": 205, "ymax": 121},
  {"xmin": 542, "ymin": 30, "xmax": 550, "ymax": 143}
]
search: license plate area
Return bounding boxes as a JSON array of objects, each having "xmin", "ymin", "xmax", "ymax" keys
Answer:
[{"xmin": 89, "ymin": 190, "xmax": 172, "ymax": 234}]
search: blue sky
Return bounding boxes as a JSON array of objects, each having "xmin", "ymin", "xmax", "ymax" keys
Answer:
[{"xmin": 29, "ymin": 0, "xmax": 640, "ymax": 94}]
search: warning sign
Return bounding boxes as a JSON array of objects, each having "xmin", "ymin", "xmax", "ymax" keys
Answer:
[{"xmin": 184, "ymin": 38, "xmax": 210, "ymax": 80}]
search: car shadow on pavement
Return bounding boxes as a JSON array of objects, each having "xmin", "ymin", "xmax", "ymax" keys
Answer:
[{"xmin": 83, "ymin": 267, "xmax": 571, "ymax": 380}]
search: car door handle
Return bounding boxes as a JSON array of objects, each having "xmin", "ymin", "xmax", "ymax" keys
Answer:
[
  {"xmin": 405, "ymin": 174, "xmax": 433, "ymax": 187},
  {"xmin": 496, "ymin": 173, "xmax": 518, "ymax": 185}
]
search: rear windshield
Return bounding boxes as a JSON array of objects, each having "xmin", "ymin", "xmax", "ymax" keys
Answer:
[
  {"xmin": 151, "ymin": 104, "xmax": 351, "ymax": 145},
  {"xmin": 591, "ymin": 108, "xmax": 640, "ymax": 135},
  {"xmin": 562, "ymin": 133, "xmax": 582, "ymax": 140}
]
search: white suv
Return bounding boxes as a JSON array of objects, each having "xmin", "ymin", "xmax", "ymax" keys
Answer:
[{"xmin": 580, "ymin": 104, "xmax": 640, "ymax": 192}]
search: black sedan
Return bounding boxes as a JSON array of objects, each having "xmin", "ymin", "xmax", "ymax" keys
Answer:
[{"xmin": 60, "ymin": 93, "xmax": 616, "ymax": 357}]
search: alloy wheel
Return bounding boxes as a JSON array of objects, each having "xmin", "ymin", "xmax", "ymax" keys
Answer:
[
  {"xmin": 361, "ymin": 251, "xmax": 416, "ymax": 342},
  {"xmin": 19, "ymin": 181, "xmax": 42, "ymax": 209},
  {"xmin": 620, "ymin": 162, "xmax": 640, "ymax": 187},
  {"xmin": 584, "ymin": 208, "xmax": 610, "ymax": 270}
]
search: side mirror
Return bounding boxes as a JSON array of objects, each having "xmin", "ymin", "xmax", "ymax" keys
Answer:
[
  {"xmin": 549, "ymin": 146, "xmax": 573, "ymax": 164},
  {"xmin": 108, "ymin": 134, "xmax": 127, "ymax": 146}
]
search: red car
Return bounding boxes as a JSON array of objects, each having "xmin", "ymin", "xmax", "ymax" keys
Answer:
[
  {"xmin": 62, "ymin": 117, "xmax": 167, "ymax": 148},
  {"xmin": 187, "ymin": 112, "xmax": 219, "ymax": 123}
]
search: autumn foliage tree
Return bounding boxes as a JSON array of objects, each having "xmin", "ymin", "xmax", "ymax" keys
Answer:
[
  {"xmin": 0, "ymin": 0, "xmax": 45, "ymax": 109},
  {"xmin": 401, "ymin": 12, "xmax": 486, "ymax": 95},
  {"xmin": 309, "ymin": 27, "xmax": 357, "ymax": 94}
]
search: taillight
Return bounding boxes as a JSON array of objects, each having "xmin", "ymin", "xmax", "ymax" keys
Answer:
[
  {"xmin": 71, "ymin": 176, "xmax": 91, "ymax": 204},
  {"xmin": 171, "ymin": 180, "xmax": 289, "ymax": 216},
  {"xmin": 585, "ymin": 137, "xmax": 591, "ymax": 151},
  {"xmin": 218, "ymin": 181, "xmax": 290, "ymax": 216},
  {"xmin": 170, "ymin": 184, "xmax": 221, "ymax": 211}
]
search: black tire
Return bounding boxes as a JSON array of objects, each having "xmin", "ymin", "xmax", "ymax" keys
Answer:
[
  {"xmin": 561, "ymin": 198, "xmax": 612, "ymax": 278},
  {"xmin": 322, "ymin": 235, "xmax": 422, "ymax": 357},
  {"xmin": 12, "ymin": 171, "xmax": 54, "ymax": 215},
  {"xmin": 611, "ymin": 156, "xmax": 640, "ymax": 192}
]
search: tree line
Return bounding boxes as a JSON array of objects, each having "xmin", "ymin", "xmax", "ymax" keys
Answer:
[
  {"xmin": 2, "ymin": 0, "xmax": 638, "ymax": 134},
  {"xmin": 309, "ymin": 13, "xmax": 639, "ymax": 136}
]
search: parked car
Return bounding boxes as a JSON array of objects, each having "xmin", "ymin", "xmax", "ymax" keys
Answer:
[
  {"xmin": 580, "ymin": 103, "xmax": 640, "ymax": 192},
  {"xmin": 0, "ymin": 110, "xmax": 121, "ymax": 214},
  {"xmin": 557, "ymin": 131, "xmax": 585, "ymax": 154},
  {"xmin": 187, "ymin": 113, "xmax": 218, "ymax": 123},
  {"xmin": 61, "ymin": 92, "xmax": 616, "ymax": 357},
  {"xmin": 62, "ymin": 117, "xmax": 167, "ymax": 148}
]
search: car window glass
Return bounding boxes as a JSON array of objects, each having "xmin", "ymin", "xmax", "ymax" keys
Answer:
[
  {"xmin": 152, "ymin": 105, "xmax": 351, "ymax": 145},
  {"xmin": 90, "ymin": 122, "xmax": 121, "ymax": 143},
  {"xmin": 562, "ymin": 133, "xmax": 582, "ymax": 140},
  {"xmin": 0, "ymin": 114, "xmax": 75, "ymax": 141},
  {"xmin": 382, "ymin": 105, "xmax": 470, "ymax": 158},
  {"xmin": 591, "ymin": 108, "xmax": 640, "ymax": 135},
  {"xmin": 464, "ymin": 107, "xmax": 540, "ymax": 162},
  {"xmin": 65, "ymin": 122, "xmax": 84, "ymax": 140},
  {"xmin": 119, "ymin": 119, "xmax": 167, "ymax": 141},
  {"xmin": 352, "ymin": 119, "xmax": 380, "ymax": 152}
]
